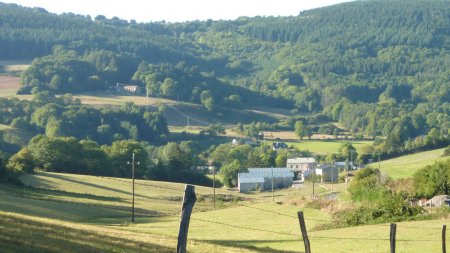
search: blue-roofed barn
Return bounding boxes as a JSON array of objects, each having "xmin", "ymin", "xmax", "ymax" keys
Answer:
[{"xmin": 238, "ymin": 168, "xmax": 294, "ymax": 192}]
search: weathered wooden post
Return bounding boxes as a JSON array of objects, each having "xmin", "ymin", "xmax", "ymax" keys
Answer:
[
  {"xmin": 443, "ymin": 225, "xmax": 447, "ymax": 253},
  {"xmin": 390, "ymin": 223, "xmax": 397, "ymax": 253},
  {"xmin": 177, "ymin": 185, "xmax": 197, "ymax": 253},
  {"xmin": 297, "ymin": 211, "xmax": 311, "ymax": 253}
]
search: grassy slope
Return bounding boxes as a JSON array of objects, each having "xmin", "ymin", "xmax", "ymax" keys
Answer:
[
  {"xmin": 0, "ymin": 211, "xmax": 258, "ymax": 253},
  {"xmin": 0, "ymin": 172, "xmax": 449, "ymax": 252},
  {"xmin": 374, "ymin": 148, "xmax": 448, "ymax": 179}
]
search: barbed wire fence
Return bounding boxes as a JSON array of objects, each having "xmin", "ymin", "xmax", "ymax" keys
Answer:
[
  {"xmin": 91, "ymin": 177, "xmax": 449, "ymax": 253},
  {"xmin": 173, "ymin": 185, "xmax": 449, "ymax": 253},
  {"xmin": 13, "ymin": 174, "xmax": 448, "ymax": 253}
]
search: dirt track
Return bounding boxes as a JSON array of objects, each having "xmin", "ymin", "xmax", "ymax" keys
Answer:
[{"xmin": 0, "ymin": 76, "xmax": 20, "ymax": 89}]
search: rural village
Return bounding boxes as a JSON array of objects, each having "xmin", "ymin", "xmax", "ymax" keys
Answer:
[{"xmin": 1, "ymin": 1, "xmax": 450, "ymax": 253}]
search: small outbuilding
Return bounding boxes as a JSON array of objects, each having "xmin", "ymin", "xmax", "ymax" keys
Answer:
[{"xmin": 315, "ymin": 165, "xmax": 339, "ymax": 183}]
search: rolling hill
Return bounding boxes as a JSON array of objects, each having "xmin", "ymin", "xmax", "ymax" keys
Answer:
[{"xmin": 372, "ymin": 148, "xmax": 449, "ymax": 179}]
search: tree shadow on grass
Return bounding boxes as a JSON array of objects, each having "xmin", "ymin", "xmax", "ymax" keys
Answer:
[
  {"xmin": 0, "ymin": 214, "xmax": 175, "ymax": 253},
  {"xmin": 200, "ymin": 239, "xmax": 303, "ymax": 253},
  {"xmin": 40, "ymin": 173, "xmax": 161, "ymax": 201}
]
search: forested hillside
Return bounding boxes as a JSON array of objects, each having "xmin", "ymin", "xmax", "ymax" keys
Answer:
[{"xmin": 1, "ymin": 0, "xmax": 450, "ymax": 153}]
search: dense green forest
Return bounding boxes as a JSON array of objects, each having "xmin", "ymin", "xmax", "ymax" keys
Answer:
[{"xmin": 1, "ymin": 0, "xmax": 450, "ymax": 184}]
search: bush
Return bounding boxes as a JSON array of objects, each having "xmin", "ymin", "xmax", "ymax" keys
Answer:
[
  {"xmin": 443, "ymin": 145, "xmax": 450, "ymax": 157},
  {"xmin": 0, "ymin": 151, "xmax": 9, "ymax": 181},
  {"xmin": 6, "ymin": 148, "xmax": 36, "ymax": 174},
  {"xmin": 348, "ymin": 167, "xmax": 386, "ymax": 201},
  {"xmin": 334, "ymin": 194, "xmax": 425, "ymax": 226}
]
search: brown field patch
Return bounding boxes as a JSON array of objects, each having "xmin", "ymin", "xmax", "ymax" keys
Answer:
[{"xmin": 0, "ymin": 75, "xmax": 20, "ymax": 89}]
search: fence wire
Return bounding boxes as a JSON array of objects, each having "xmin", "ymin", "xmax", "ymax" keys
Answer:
[{"xmin": 16, "ymin": 175, "xmax": 449, "ymax": 247}]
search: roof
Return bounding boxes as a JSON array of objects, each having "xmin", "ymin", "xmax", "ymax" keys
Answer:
[
  {"xmin": 238, "ymin": 173, "xmax": 264, "ymax": 183},
  {"xmin": 272, "ymin": 142, "xmax": 288, "ymax": 149},
  {"xmin": 238, "ymin": 167, "xmax": 294, "ymax": 184},
  {"xmin": 315, "ymin": 164, "xmax": 337, "ymax": 172},
  {"xmin": 287, "ymin": 157, "xmax": 316, "ymax": 164},
  {"xmin": 248, "ymin": 167, "xmax": 291, "ymax": 173}
]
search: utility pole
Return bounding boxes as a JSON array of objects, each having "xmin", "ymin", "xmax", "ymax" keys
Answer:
[
  {"xmin": 374, "ymin": 151, "xmax": 381, "ymax": 184},
  {"xmin": 348, "ymin": 150, "xmax": 355, "ymax": 186},
  {"xmin": 127, "ymin": 153, "xmax": 140, "ymax": 224},
  {"xmin": 213, "ymin": 167, "xmax": 216, "ymax": 209},
  {"xmin": 312, "ymin": 167, "xmax": 316, "ymax": 200},
  {"xmin": 378, "ymin": 152, "xmax": 381, "ymax": 171},
  {"xmin": 331, "ymin": 161, "xmax": 334, "ymax": 191},
  {"xmin": 271, "ymin": 166, "xmax": 274, "ymax": 202},
  {"xmin": 350, "ymin": 150, "xmax": 355, "ymax": 169}
]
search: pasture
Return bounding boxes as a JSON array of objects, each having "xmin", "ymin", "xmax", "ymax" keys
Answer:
[
  {"xmin": 0, "ymin": 75, "xmax": 20, "ymax": 97},
  {"xmin": 374, "ymin": 148, "xmax": 448, "ymax": 179},
  {"xmin": 285, "ymin": 140, "xmax": 373, "ymax": 154},
  {"xmin": 0, "ymin": 171, "xmax": 449, "ymax": 252},
  {"xmin": 0, "ymin": 59, "xmax": 30, "ymax": 75},
  {"xmin": 0, "ymin": 123, "xmax": 11, "ymax": 131},
  {"xmin": 0, "ymin": 211, "xmax": 256, "ymax": 253}
]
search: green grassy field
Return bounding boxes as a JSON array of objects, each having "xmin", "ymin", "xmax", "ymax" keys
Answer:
[
  {"xmin": 1, "ymin": 171, "xmax": 449, "ymax": 253},
  {"xmin": 0, "ymin": 211, "xmax": 259, "ymax": 253},
  {"xmin": 0, "ymin": 59, "xmax": 30, "ymax": 74},
  {"xmin": 286, "ymin": 140, "xmax": 373, "ymax": 154},
  {"xmin": 0, "ymin": 123, "xmax": 11, "ymax": 130},
  {"xmin": 373, "ymin": 148, "xmax": 448, "ymax": 179}
]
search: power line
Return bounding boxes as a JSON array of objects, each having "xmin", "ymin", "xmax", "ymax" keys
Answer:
[
  {"xmin": 192, "ymin": 217, "xmax": 301, "ymax": 237},
  {"xmin": 166, "ymin": 104, "xmax": 211, "ymax": 126},
  {"xmin": 396, "ymin": 225, "xmax": 444, "ymax": 230}
]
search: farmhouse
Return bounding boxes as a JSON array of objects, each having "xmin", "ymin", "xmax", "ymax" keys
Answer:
[
  {"xmin": 115, "ymin": 83, "xmax": 145, "ymax": 95},
  {"xmin": 315, "ymin": 164, "xmax": 339, "ymax": 183},
  {"xmin": 424, "ymin": 195, "xmax": 450, "ymax": 207},
  {"xmin": 272, "ymin": 142, "xmax": 288, "ymax": 150},
  {"xmin": 238, "ymin": 167, "xmax": 294, "ymax": 192},
  {"xmin": 287, "ymin": 157, "xmax": 316, "ymax": 181}
]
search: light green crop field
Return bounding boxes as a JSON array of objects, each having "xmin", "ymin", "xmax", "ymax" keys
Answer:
[
  {"xmin": 286, "ymin": 140, "xmax": 373, "ymax": 154},
  {"xmin": 1, "ymin": 171, "xmax": 449, "ymax": 253},
  {"xmin": 372, "ymin": 148, "xmax": 448, "ymax": 179},
  {"xmin": 0, "ymin": 123, "xmax": 11, "ymax": 130},
  {"xmin": 0, "ymin": 88, "xmax": 19, "ymax": 97}
]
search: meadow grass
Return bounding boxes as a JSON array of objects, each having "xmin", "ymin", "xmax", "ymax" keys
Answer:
[
  {"xmin": 0, "ymin": 123, "xmax": 11, "ymax": 130},
  {"xmin": 373, "ymin": 148, "xmax": 448, "ymax": 179},
  {"xmin": 2, "ymin": 171, "xmax": 448, "ymax": 252},
  {"xmin": 0, "ymin": 88, "xmax": 19, "ymax": 97},
  {"xmin": 19, "ymin": 172, "xmax": 252, "ymax": 217},
  {"xmin": 0, "ymin": 211, "xmax": 260, "ymax": 253},
  {"xmin": 285, "ymin": 140, "xmax": 373, "ymax": 154}
]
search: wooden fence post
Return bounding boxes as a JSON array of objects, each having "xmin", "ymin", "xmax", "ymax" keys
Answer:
[
  {"xmin": 390, "ymin": 223, "xmax": 397, "ymax": 253},
  {"xmin": 443, "ymin": 225, "xmax": 447, "ymax": 253},
  {"xmin": 177, "ymin": 185, "xmax": 197, "ymax": 253},
  {"xmin": 297, "ymin": 211, "xmax": 311, "ymax": 253}
]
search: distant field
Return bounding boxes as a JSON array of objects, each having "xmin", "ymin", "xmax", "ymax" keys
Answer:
[
  {"xmin": 72, "ymin": 92, "xmax": 280, "ymax": 126},
  {"xmin": 0, "ymin": 123, "xmax": 11, "ymax": 130},
  {"xmin": 286, "ymin": 140, "xmax": 373, "ymax": 154},
  {"xmin": 0, "ymin": 59, "xmax": 30, "ymax": 74},
  {"xmin": 373, "ymin": 148, "xmax": 448, "ymax": 179},
  {"xmin": 0, "ymin": 75, "xmax": 20, "ymax": 97}
]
